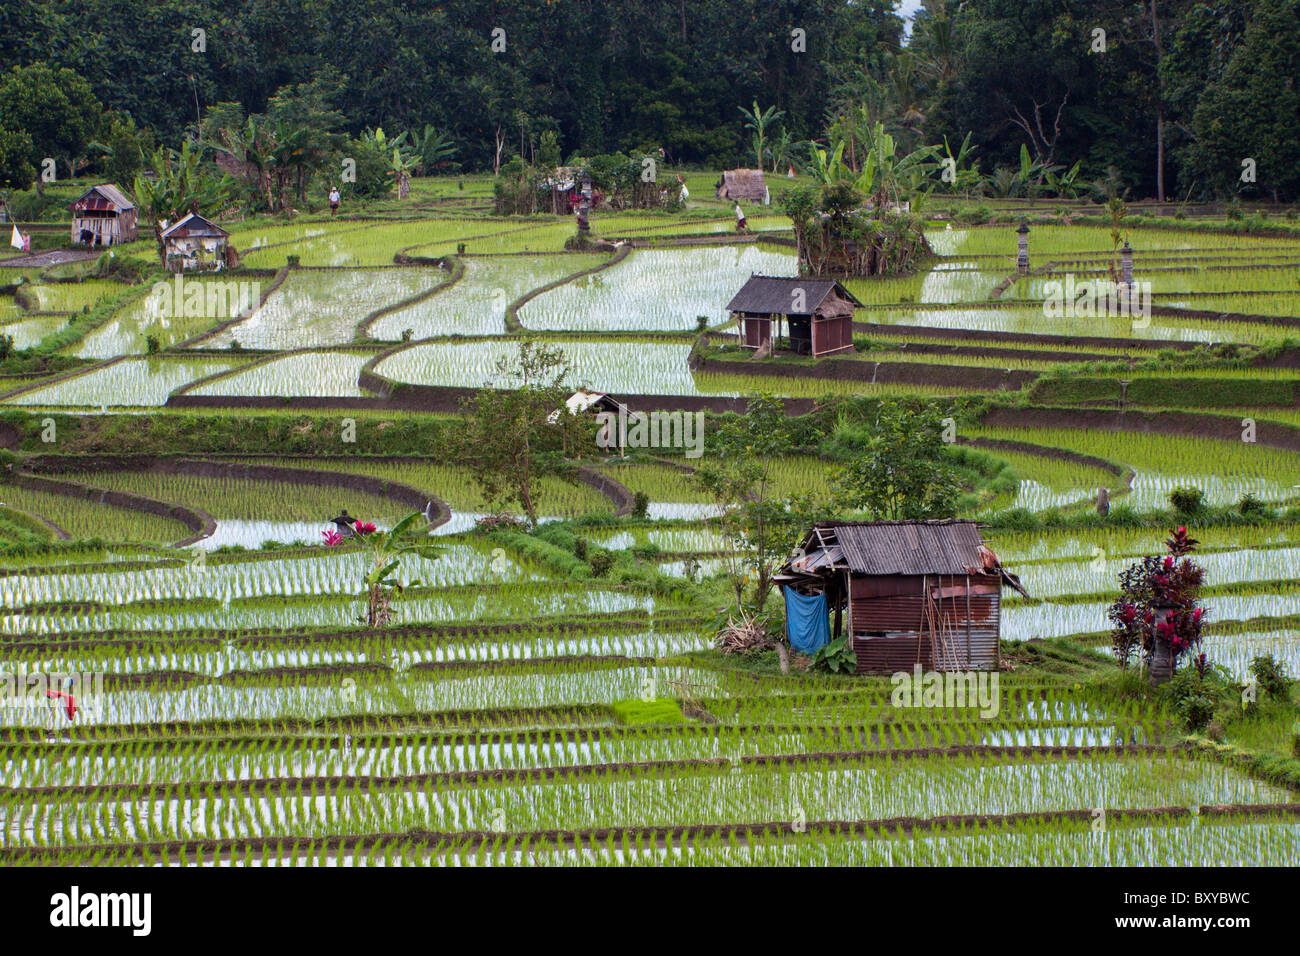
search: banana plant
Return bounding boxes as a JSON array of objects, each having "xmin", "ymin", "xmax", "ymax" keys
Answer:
[
  {"xmin": 353, "ymin": 511, "xmax": 442, "ymax": 627},
  {"xmin": 1044, "ymin": 159, "xmax": 1084, "ymax": 199},
  {"xmin": 939, "ymin": 132, "xmax": 982, "ymax": 197}
]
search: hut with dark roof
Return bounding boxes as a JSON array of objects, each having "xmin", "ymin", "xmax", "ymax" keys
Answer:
[
  {"xmin": 775, "ymin": 520, "xmax": 1029, "ymax": 673},
  {"xmin": 69, "ymin": 184, "xmax": 137, "ymax": 246},
  {"xmin": 725, "ymin": 275, "xmax": 861, "ymax": 358}
]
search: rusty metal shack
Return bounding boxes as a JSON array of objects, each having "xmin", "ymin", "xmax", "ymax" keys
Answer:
[{"xmin": 776, "ymin": 519, "xmax": 1029, "ymax": 673}]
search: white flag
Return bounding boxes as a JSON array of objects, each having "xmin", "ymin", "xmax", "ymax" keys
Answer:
[{"xmin": 9, "ymin": 225, "xmax": 22, "ymax": 250}]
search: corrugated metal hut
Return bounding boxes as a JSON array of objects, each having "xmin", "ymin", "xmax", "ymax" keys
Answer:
[
  {"xmin": 161, "ymin": 213, "xmax": 230, "ymax": 273},
  {"xmin": 776, "ymin": 520, "xmax": 1029, "ymax": 673},
  {"xmin": 715, "ymin": 169, "xmax": 767, "ymax": 201},
  {"xmin": 725, "ymin": 275, "xmax": 860, "ymax": 358},
  {"xmin": 69, "ymin": 184, "xmax": 137, "ymax": 246}
]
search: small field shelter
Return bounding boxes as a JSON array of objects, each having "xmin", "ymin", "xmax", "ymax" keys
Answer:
[
  {"xmin": 161, "ymin": 214, "xmax": 230, "ymax": 272},
  {"xmin": 69, "ymin": 184, "xmax": 137, "ymax": 246},
  {"xmin": 726, "ymin": 275, "xmax": 860, "ymax": 358},
  {"xmin": 776, "ymin": 520, "xmax": 1029, "ymax": 673}
]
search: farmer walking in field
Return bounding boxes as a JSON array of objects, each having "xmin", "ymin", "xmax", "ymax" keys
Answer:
[
  {"xmin": 329, "ymin": 185, "xmax": 341, "ymax": 217},
  {"xmin": 734, "ymin": 201, "xmax": 748, "ymax": 233}
]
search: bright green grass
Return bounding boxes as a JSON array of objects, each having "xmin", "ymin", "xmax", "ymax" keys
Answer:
[
  {"xmin": 19, "ymin": 279, "xmax": 134, "ymax": 313},
  {"xmin": 972, "ymin": 425, "xmax": 1300, "ymax": 509},
  {"xmin": 233, "ymin": 457, "xmax": 615, "ymax": 518},
  {"xmin": 61, "ymin": 471, "xmax": 404, "ymax": 523}
]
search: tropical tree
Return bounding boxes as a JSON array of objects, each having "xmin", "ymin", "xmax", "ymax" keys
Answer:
[
  {"xmin": 692, "ymin": 394, "xmax": 825, "ymax": 617},
  {"xmin": 351, "ymin": 512, "xmax": 442, "ymax": 627},
  {"xmin": 132, "ymin": 141, "xmax": 236, "ymax": 264},
  {"xmin": 738, "ymin": 100, "xmax": 785, "ymax": 171},
  {"xmin": 407, "ymin": 124, "xmax": 459, "ymax": 175},
  {"xmin": 458, "ymin": 339, "xmax": 592, "ymax": 527},
  {"xmin": 827, "ymin": 402, "xmax": 963, "ymax": 521}
]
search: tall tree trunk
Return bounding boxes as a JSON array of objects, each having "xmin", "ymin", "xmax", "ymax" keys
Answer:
[{"xmin": 1152, "ymin": 1, "xmax": 1166, "ymax": 202}]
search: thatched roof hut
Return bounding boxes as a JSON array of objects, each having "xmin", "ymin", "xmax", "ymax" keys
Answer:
[{"xmin": 715, "ymin": 169, "xmax": 768, "ymax": 202}]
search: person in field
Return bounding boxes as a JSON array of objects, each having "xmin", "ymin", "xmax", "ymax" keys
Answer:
[
  {"xmin": 329, "ymin": 185, "xmax": 341, "ymax": 216},
  {"xmin": 734, "ymin": 201, "xmax": 748, "ymax": 232}
]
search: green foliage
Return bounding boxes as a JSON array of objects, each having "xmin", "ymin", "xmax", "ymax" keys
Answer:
[
  {"xmin": 632, "ymin": 491, "xmax": 649, "ymax": 519},
  {"xmin": 457, "ymin": 339, "xmax": 590, "ymax": 528},
  {"xmin": 1169, "ymin": 486, "xmax": 1204, "ymax": 516},
  {"xmin": 810, "ymin": 635, "xmax": 858, "ymax": 674},
  {"xmin": 588, "ymin": 550, "xmax": 615, "ymax": 577},
  {"xmin": 827, "ymin": 402, "xmax": 963, "ymax": 521},
  {"xmin": 693, "ymin": 394, "xmax": 826, "ymax": 614},
  {"xmin": 1249, "ymin": 654, "xmax": 1292, "ymax": 702},
  {"xmin": 610, "ymin": 697, "xmax": 685, "ymax": 725}
]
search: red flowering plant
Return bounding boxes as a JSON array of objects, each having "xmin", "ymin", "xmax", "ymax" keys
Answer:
[
  {"xmin": 321, "ymin": 529, "xmax": 343, "ymax": 547},
  {"xmin": 1107, "ymin": 527, "xmax": 1207, "ymax": 680}
]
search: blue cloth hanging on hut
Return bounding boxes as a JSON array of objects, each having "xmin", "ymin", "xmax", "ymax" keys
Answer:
[{"xmin": 784, "ymin": 588, "xmax": 830, "ymax": 654}]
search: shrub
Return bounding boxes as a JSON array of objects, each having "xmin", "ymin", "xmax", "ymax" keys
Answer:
[
  {"xmin": 696, "ymin": 315, "xmax": 709, "ymax": 332},
  {"xmin": 145, "ymin": 334, "xmax": 160, "ymax": 354},
  {"xmin": 588, "ymin": 550, "xmax": 615, "ymax": 577},
  {"xmin": 0, "ymin": 335, "xmax": 13, "ymax": 360},
  {"xmin": 632, "ymin": 490, "xmax": 650, "ymax": 519},
  {"xmin": 1237, "ymin": 493, "xmax": 1268, "ymax": 517},
  {"xmin": 1169, "ymin": 486, "xmax": 1203, "ymax": 515},
  {"xmin": 1161, "ymin": 667, "xmax": 1229, "ymax": 731},
  {"xmin": 573, "ymin": 536, "xmax": 588, "ymax": 560},
  {"xmin": 1249, "ymin": 654, "xmax": 1292, "ymax": 701}
]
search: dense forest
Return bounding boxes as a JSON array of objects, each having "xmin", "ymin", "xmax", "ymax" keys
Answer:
[{"xmin": 1, "ymin": 0, "xmax": 1298, "ymax": 201}]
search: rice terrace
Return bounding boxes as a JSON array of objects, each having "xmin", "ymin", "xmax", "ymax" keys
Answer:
[{"xmin": 0, "ymin": 0, "xmax": 1298, "ymax": 886}]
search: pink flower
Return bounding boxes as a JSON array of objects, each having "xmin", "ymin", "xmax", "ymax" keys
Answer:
[
  {"xmin": 322, "ymin": 529, "xmax": 342, "ymax": 546},
  {"xmin": 354, "ymin": 520, "xmax": 377, "ymax": 536},
  {"xmin": 1163, "ymin": 556, "xmax": 1174, "ymax": 570},
  {"xmin": 1193, "ymin": 608, "xmax": 1203, "ymax": 622}
]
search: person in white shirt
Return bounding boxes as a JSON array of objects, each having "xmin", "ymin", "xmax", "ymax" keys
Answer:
[
  {"xmin": 328, "ymin": 186, "xmax": 341, "ymax": 216},
  {"xmin": 734, "ymin": 201, "xmax": 747, "ymax": 232}
]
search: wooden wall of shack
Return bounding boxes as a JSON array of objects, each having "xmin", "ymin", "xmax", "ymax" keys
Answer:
[{"xmin": 846, "ymin": 572, "xmax": 1001, "ymax": 674}]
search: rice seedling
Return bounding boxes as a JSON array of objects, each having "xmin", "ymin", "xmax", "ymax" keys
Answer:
[
  {"xmin": 187, "ymin": 350, "xmax": 377, "ymax": 397},
  {"xmin": 1, "ymin": 315, "xmax": 66, "ymax": 350},
  {"xmin": 973, "ymin": 425, "xmax": 1300, "ymax": 509},
  {"xmin": 0, "ymin": 485, "xmax": 193, "ymax": 545},
  {"xmin": 2, "ymin": 357, "xmax": 249, "ymax": 407},
  {"xmin": 518, "ymin": 245, "xmax": 796, "ymax": 332},
  {"xmin": 369, "ymin": 254, "xmax": 608, "ymax": 340},
  {"xmin": 72, "ymin": 276, "xmax": 259, "ymax": 358},
  {"xmin": 198, "ymin": 268, "xmax": 436, "ymax": 349}
]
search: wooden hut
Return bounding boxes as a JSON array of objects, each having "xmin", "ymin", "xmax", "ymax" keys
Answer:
[
  {"xmin": 715, "ymin": 169, "xmax": 768, "ymax": 202},
  {"xmin": 69, "ymin": 184, "xmax": 137, "ymax": 246},
  {"xmin": 161, "ymin": 214, "xmax": 230, "ymax": 273},
  {"xmin": 725, "ymin": 275, "xmax": 860, "ymax": 358},
  {"xmin": 776, "ymin": 520, "xmax": 1029, "ymax": 673}
]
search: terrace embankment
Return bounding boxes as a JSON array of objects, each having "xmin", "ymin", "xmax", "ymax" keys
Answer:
[
  {"xmin": 7, "ymin": 803, "xmax": 1298, "ymax": 865},
  {"xmin": 11, "ymin": 470, "xmax": 215, "ymax": 547},
  {"xmin": 18, "ymin": 455, "xmax": 452, "ymax": 532},
  {"xmin": 692, "ymin": 350, "xmax": 1039, "ymax": 391},
  {"xmin": 980, "ymin": 406, "xmax": 1300, "ymax": 451}
]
